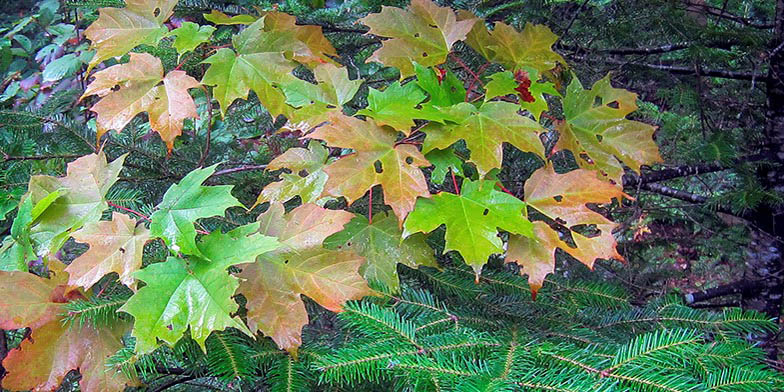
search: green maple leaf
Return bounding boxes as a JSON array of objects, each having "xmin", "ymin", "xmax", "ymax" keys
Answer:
[
  {"xmin": 356, "ymin": 81, "xmax": 427, "ymax": 133},
  {"xmin": 425, "ymin": 147, "xmax": 464, "ymax": 185},
  {"xmin": 324, "ymin": 213, "xmax": 437, "ymax": 292},
  {"xmin": 404, "ymin": 180, "xmax": 533, "ymax": 276},
  {"xmin": 83, "ymin": 0, "xmax": 175, "ymax": 72},
  {"xmin": 0, "ymin": 188, "xmax": 64, "ymax": 271},
  {"xmin": 120, "ymin": 223, "xmax": 277, "ymax": 354},
  {"xmin": 414, "ymin": 63, "xmax": 466, "ymax": 107},
  {"xmin": 167, "ymin": 22, "xmax": 216, "ymax": 56},
  {"xmin": 422, "ymin": 102, "xmax": 546, "ymax": 177},
  {"xmin": 254, "ymin": 141, "xmax": 331, "ymax": 207},
  {"xmin": 484, "ymin": 69, "xmax": 560, "ymax": 121},
  {"xmin": 556, "ymin": 75, "xmax": 662, "ymax": 183},
  {"xmin": 149, "ymin": 164, "xmax": 242, "ymax": 257},
  {"xmin": 202, "ymin": 48, "xmax": 297, "ymax": 118}
]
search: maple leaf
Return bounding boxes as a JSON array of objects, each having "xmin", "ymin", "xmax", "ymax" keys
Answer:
[
  {"xmin": 258, "ymin": 11, "xmax": 337, "ymax": 66},
  {"xmin": 0, "ymin": 190, "xmax": 63, "ymax": 271},
  {"xmin": 2, "ymin": 320, "xmax": 136, "ymax": 392},
  {"xmin": 484, "ymin": 69, "xmax": 560, "ymax": 121},
  {"xmin": 422, "ymin": 102, "xmax": 546, "ymax": 177},
  {"xmin": 0, "ymin": 269, "xmax": 68, "ymax": 330},
  {"xmin": 404, "ymin": 180, "xmax": 533, "ymax": 276},
  {"xmin": 426, "ymin": 147, "xmax": 464, "ymax": 185},
  {"xmin": 356, "ymin": 81, "xmax": 428, "ymax": 133},
  {"xmin": 466, "ymin": 21, "xmax": 565, "ymax": 73},
  {"xmin": 556, "ymin": 75, "xmax": 662, "ymax": 183},
  {"xmin": 0, "ymin": 265, "xmax": 138, "ymax": 392},
  {"xmin": 149, "ymin": 164, "xmax": 242, "ymax": 258},
  {"xmin": 203, "ymin": 10, "xmax": 258, "ymax": 25},
  {"xmin": 83, "ymin": 0, "xmax": 175, "ymax": 72},
  {"xmin": 254, "ymin": 141, "xmax": 331, "ymax": 207},
  {"xmin": 308, "ymin": 114, "xmax": 431, "ymax": 222},
  {"xmin": 25, "ymin": 153, "xmax": 125, "ymax": 258},
  {"xmin": 324, "ymin": 213, "xmax": 437, "ymax": 292},
  {"xmin": 81, "ymin": 53, "xmax": 200, "ymax": 151},
  {"xmin": 66, "ymin": 212, "xmax": 150, "ymax": 290},
  {"xmin": 202, "ymin": 47, "xmax": 297, "ymax": 118},
  {"xmin": 360, "ymin": 0, "xmax": 477, "ymax": 77},
  {"xmin": 512, "ymin": 165, "xmax": 625, "ymax": 281},
  {"xmin": 202, "ymin": 12, "xmax": 336, "ymax": 118},
  {"xmin": 120, "ymin": 222, "xmax": 277, "ymax": 354},
  {"xmin": 283, "ymin": 64, "xmax": 362, "ymax": 127},
  {"xmin": 506, "ymin": 222, "xmax": 565, "ymax": 297},
  {"xmin": 414, "ymin": 63, "xmax": 466, "ymax": 107},
  {"xmin": 167, "ymin": 22, "xmax": 216, "ymax": 56},
  {"xmin": 237, "ymin": 202, "xmax": 371, "ymax": 355}
]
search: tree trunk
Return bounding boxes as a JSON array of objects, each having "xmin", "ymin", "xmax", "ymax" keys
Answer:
[{"xmin": 741, "ymin": 0, "xmax": 784, "ymax": 359}]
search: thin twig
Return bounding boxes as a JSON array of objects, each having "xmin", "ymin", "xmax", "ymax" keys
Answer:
[{"xmin": 108, "ymin": 201, "xmax": 150, "ymax": 222}]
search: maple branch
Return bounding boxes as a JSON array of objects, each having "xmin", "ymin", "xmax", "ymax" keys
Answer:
[
  {"xmin": 558, "ymin": 0, "xmax": 590, "ymax": 44},
  {"xmin": 151, "ymin": 375, "xmax": 198, "ymax": 392},
  {"xmin": 640, "ymin": 183, "xmax": 707, "ymax": 204},
  {"xmin": 108, "ymin": 201, "xmax": 150, "ymax": 222},
  {"xmin": 684, "ymin": 280, "xmax": 762, "ymax": 304},
  {"xmin": 449, "ymin": 53, "xmax": 484, "ymax": 89},
  {"xmin": 1, "ymin": 153, "xmax": 84, "ymax": 162},
  {"xmin": 569, "ymin": 54, "xmax": 763, "ymax": 81}
]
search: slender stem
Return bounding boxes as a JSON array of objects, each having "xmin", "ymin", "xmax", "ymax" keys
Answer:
[
  {"xmin": 495, "ymin": 182, "xmax": 516, "ymax": 197},
  {"xmin": 197, "ymin": 89, "xmax": 213, "ymax": 167},
  {"xmin": 368, "ymin": 186, "xmax": 373, "ymax": 224},
  {"xmin": 107, "ymin": 201, "xmax": 150, "ymax": 222},
  {"xmin": 450, "ymin": 169, "xmax": 460, "ymax": 194}
]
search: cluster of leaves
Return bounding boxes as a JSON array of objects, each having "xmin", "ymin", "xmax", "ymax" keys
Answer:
[{"xmin": 0, "ymin": 0, "xmax": 778, "ymax": 391}]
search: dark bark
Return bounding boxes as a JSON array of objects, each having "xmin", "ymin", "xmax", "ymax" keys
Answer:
[
  {"xmin": 685, "ymin": 280, "xmax": 763, "ymax": 304},
  {"xmin": 741, "ymin": 0, "xmax": 784, "ymax": 360}
]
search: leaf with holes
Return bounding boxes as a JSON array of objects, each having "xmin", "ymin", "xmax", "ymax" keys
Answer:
[
  {"xmin": 83, "ymin": 0, "xmax": 175, "ymax": 72},
  {"xmin": 149, "ymin": 164, "xmax": 242, "ymax": 258},
  {"xmin": 308, "ymin": 114, "xmax": 431, "ymax": 222},
  {"xmin": 360, "ymin": 0, "xmax": 477, "ymax": 77},
  {"xmin": 82, "ymin": 53, "xmax": 200, "ymax": 151},
  {"xmin": 522, "ymin": 165, "xmax": 625, "ymax": 272},
  {"xmin": 237, "ymin": 202, "xmax": 371, "ymax": 355},
  {"xmin": 66, "ymin": 212, "xmax": 150, "ymax": 290},
  {"xmin": 422, "ymin": 101, "xmax": 545, "ymax": 177},
  {"xmin": 26, "ymin": 153, "xmax": 125, "ymax": 258},
  {"xmin": 283, "ymin": 64, "xmax": 362, "ymax": 127},
  {"xmin": 466, "ymin": 21, "xmax": 565, "ymax": 73},
  {"xmin": 556, "ymin": 75, "xmax": 662, "ymax": 183},
  {"xmin": 404, "ymin": 180, "xmax": 533, "ymax": 276},
  {"xmin": 324, "ymin": 213, "xmax": 437, "ymax": 292},
  {"xmin": 254, "ymin": 141, "xmax": 331, "ymax": 207},
  {"xmin": 506, "ymin": 222, "xmax": 567, "ymax": 297}
]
